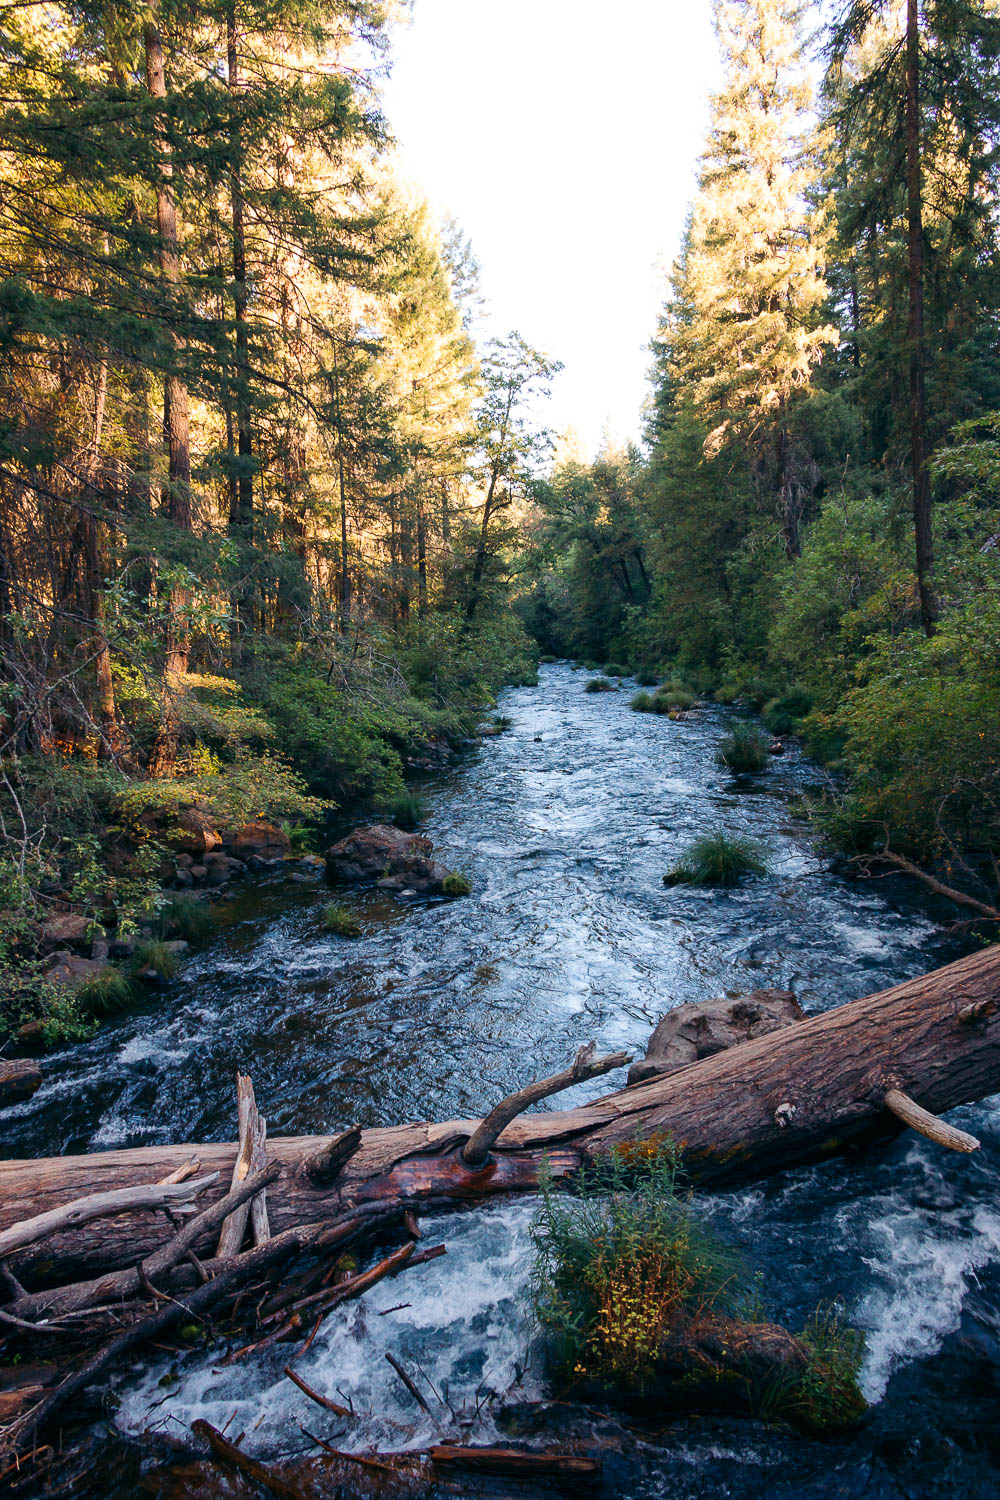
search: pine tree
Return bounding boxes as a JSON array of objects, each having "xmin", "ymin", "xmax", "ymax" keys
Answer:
[{"xmin": 670, "ymin": 0, "xmax": 836, "ymax": 557}]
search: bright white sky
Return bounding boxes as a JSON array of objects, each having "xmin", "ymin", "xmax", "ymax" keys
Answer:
[{"xmin": 382, "ymin": 1, "xmax": 721, "ymax": 458}]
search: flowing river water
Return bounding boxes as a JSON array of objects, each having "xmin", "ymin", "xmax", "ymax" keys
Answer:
[{"xmin": 4, "ymin": 662, "xmax": 1000, "ymax": 1497}]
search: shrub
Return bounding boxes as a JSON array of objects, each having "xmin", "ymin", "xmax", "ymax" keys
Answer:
[
  {"xmin": 386, "ymin": 793, "xmax": 425, "ymax": 831},
  {"xmin": 442, "ymin": 871, "xmax": 472, "ymax": 897},
  {"xmin": 76, "ymin": 966, "xmax": 136, "ymax": 1016},
  {"xmin": 129, "ymin": 939, "xmax": 181, "ymax": 979},
  {"xmin": 717, "ymin": 721, "xmax": 771, "ymax": 773},
  {"xmin": 531, "ymin": 1146, "xmax": 738, "ymax": 1393},
  {"xmin": 654, "ymin": 686, "xmax": 694, "ymax": 711},
  {"xmin": 582, "ymin": 660, "xmax": 600, "ymax": 671},
  {"xmin": 585, "ymin": 678, "xmax": 617, "ymax": 693},
  {"xmin": 157, "ymin": 895, "xmax": 215, "ymax": 943},
  {"xmin": 635, "ymin": 670, "xmax": 660, "ymax": 687},
  {"xmin": 664, "ymin": 830, "xmax": 769, "ymax": 886},
  {"xmin": 540, "ymin": 654, "xmax": 558, "ymax": 664},
  {"xmin": 603, "ymin": 663, "xmax": 629, "ymax": 678},
  {"xmin": 322, "ymin": 903, "xmax": 362, "ymax": 937},
  {"xmin": 739, "ymin": 677, "xmax": 781, "ymax": 710},
  {"xmin": 714, "ymin": 681, "xmax": 741, "ymax": 704},
  {"xmin": 630, "ymin": 691, "xmax": 655, "ymax": 713}
]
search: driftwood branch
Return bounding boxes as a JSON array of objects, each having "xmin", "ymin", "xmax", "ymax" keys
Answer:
[
  {"xmin": 217, "ymin": 1073, "xmax": 268, "ymax": 1258},
  {"xmin": 884, "ymin": 1088, "xmax": 981, "ymax": 1153},
  {"xmin": 299, "ymin": 1125, "xmax": 362, "ymax": 1187},
  {"xmin": 876, "ymin": 849, "xmax": 1000, "ymax": 921},
  {"xmin": 461, "ymin": 1043, "xmax": 632, "ymax": 1166},
  {"xmin": 0, "ymin": 1175, "xmax": 219, "ymax": 1260},
  {"xmin": 192, "ymin": 1420, "xmax": 308, "ymax": 1500}
]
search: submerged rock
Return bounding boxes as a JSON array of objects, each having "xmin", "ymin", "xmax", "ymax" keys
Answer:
[
  {"xmin": 325, "ymin": 823, "xmax": 454, "ymax": 895},
  {"xmin": 628, "ymin": 988, "xmax": 804, "ymax": 1084},
  {"xmin": 0, "ymin": 1058, "xmax": 43, "ymax": 1106}
]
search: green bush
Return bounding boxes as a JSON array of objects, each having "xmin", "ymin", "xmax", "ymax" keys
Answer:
[
  {"xmin": 635, "ymin": 670, "xmax": 660, "ymax": 687},
  {"xmin": 585, "ymin": 677, "xmax": 617, "ymax": 693},
  {"xmin": 717, "ymin": 721, "xmax": 771, "ymax": 773},
  {"xmin": 630, "ymin": 691, "xmax": 655, "ymax": 713},
  {"xmin": 654, "ymin": 686, "xmax": 695, "ymax": 711},
  {"xmin": 540, "ymin": 654, "xmax": 558, "ymax": 664},
  {"xmin": 603, "ymin": 663, "xmax": 630, "ymax": 678},
  {"xmin": 763, "ymin": 687, "xmax": 814, "ymax": 737},
  {"xmin": 129, "ymin": 939, "xmax": 181, "ymax": 979},
  {"xmin": 739, "ymin": 677, "xmax": 782, "ymax": 710},
  {"xmin": 322, "ymin": 903, "xmax": 362, "ymax": 937},
  {"xmin": 386, "ymin": 793, "xmax": 426, "ymax": 831},
  {"xmin": 157, "ymin": 895, "xmax": 215, "ymax": 943},
  {"xmin": 714, "ymin": 681, "xmax": 741, "ymax": 704},
  {"xmin": 664, "ymin": 829, "xmax": 769, "ymax": 886},
  {"xmin": 77, "ymin": 966, "xmax": 137, "ymax": 1016},
  {"xmin": 582, "ymin": 659, "xmax": 600, "ymax": 672},
  {"xmin": 442, "ymin": 871, "xmax": 472, "ymax": 897}
]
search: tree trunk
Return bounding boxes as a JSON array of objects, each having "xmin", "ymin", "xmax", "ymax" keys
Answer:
[
  {"xmin": 331, "ymin": 333, "xmax": 350, "ymax": 626},
  {"xmin": 226, "ymin": 5, "xmax": 254, "ymax": 662},
  {"xmin": 2, "ymin": 945, "xmax": 999, "ymax": 1291},
  {"xmin": 144, "ymin": 16, "xmax": 193, "ymax": 777},
  {"xmin": 905, "ymin": 0, "xmax": 938, "ymax": 636},
  {"xmin": 81, "ymin": 352, "xmax": 117, "ymax": 759}
]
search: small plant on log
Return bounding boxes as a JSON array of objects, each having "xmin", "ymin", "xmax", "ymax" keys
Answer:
[
  {"xmin": 322, "ymin": 903, "xmax": 362, "ymax": 937},
  {"xmin": 442, "ymin": 871, "xmax": 472, "ymax": 897},
  {"xmin": 717, "ymin": 721, "xmax": 771, "ymax": 773},
  {"xmin": 585, "ymin": 678, "xmax": 616, "ymax": 693},
  {"xmin": 664, "ymin": 830, "xmax": 769, "ymax": 886}
]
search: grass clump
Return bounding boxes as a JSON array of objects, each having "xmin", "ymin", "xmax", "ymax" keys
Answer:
[
  {"xmin": 714, "ymin": 681, "xmax": 741, "ymax": 704},
  {"xmin": 664, "ymin": 829, "xmax": 769, "ymax": 887},
  {"xmin": 717, "ymin": 721, "xmax": 772, "ymax": 773},
  {"xmin": 129, "ymin": 939, "xmax": 181, "ymax": 979},
  {"xmin": 582, "ymin": 659, "xmax": 600, "ymax": 672},
  {"xmin": 739, "ymin": 677, "xmax": 781, "ymax": 710},
  {"xmin": 386, "ymin": 792, "xmax": 425, "ymax": 831},
  {"xmin": 585, "ymin": 677, "xmax": 617, "ymax": 694},
  {"xmin": 603, "ymin": 663, "xmax": 630, "ymax": 678},
  {"xmin": 158, "ymin": 894, "xmax": 215, "ymax": 943},
  {"xmin": 77, "ymin": 966, "xmax": 136, "ymax": 1016},
  {"xmin": 322, "ymin": 903, "xmax": 362, "ymax": 937},
  {"xmin": 655, "ymin": 688, "xmax": 694, "ymax": 711},
  {"xmin": 531, "ymin": 1146, "xmax": 736, "ymax": 1394},
  {"xmin": 630, "ymin": 691, "xmax": 655, "ymax": 713},
  {"xmin": 635, "ymin": 669, "xmax": 660, "ymax": 687},
  {"xmin": 442, "ymin": 871, "xmax": 472, "ymax": 897}
]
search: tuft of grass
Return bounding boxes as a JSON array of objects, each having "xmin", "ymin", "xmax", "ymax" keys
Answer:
[
  {"xmin": 739, "ymin": 677, "xmax": 781, "ymax": 710},
  {"xmin": 585, "ymin": 677, "xmax": 617, "ymax": 693},
  {"xmin": 322, "ymin": 903, "xmax": 362, "ymax": 937},
  {"xmin": 158, "ymin": 894, "xmax": 215, "ymax": 943},
  {"xmin": 442, "ymin": 871, "xmax": 472, "ymax": 897},
  {"xmin": 664, "ymin": 829, "xmax": 769, "ymax": 887},
  {"xmin": 77, "ymin": 966, "xmax": 137, "ymax": 1016},
  {"xmin": 654, "ymin": 686, "xmax": 695, "ymax": 711},
  {"xmin": 630, "ymin": 691, "xmax": 655, "ymax": 713},
  {"xmin": 717, "ymin": 721, "xmax": 772, "ymax": 773},
  {"xmin": 387, "ymin": 792, "xmax": 425, "ymax": 831},
  {"xmin": 635, "ymin": 670, "xmax": 660, "ymax": 687},
  {"xmin": 603, "ymin": 663, "xmax": 630, "ymax": 678},
  {"xmin": 582, "ymin": 659, "xmax": 600, "ymax": 672},
  {"xmin": 129, "ymin": 939, "xmax": 181, "ymax": 979}
]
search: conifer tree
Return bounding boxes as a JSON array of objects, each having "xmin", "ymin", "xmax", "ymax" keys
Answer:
[{"xmin": 670, "ymin": 0, "xmax": 836, "ymax": 557}]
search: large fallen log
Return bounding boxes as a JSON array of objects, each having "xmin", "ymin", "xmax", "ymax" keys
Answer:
[{"xmin": 2, "ymin": 944, "xmax": 999, "ymax": 1292}]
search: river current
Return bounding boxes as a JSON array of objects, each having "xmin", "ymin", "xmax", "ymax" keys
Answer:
[{"xmin": 4, "ymin": 663, "xmax": 1000, "ymax": 1497}]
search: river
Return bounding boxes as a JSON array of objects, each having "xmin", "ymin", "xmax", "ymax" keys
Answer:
[{"xmin": 4, "ymin": 662, "xmax": 1000, "ymax": 1497}]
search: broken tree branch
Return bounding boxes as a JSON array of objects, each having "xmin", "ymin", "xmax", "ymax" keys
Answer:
[
  {"xmin": 0, "ymin": 1176, "xmax": 219, "ymax": 1260},
  {"xmin": 217, "ymin": 1073, "xmax": 268, "ymax": 1258},
  {"xmin": 461, "ymin": 1043, "xmax": 632, "ymax": 1166},
  {"xmin": 884, "ymin": 1088, "xmax": 980, "ymax": 1153}
]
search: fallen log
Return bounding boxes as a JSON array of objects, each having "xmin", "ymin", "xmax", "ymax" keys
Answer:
[{"xmin": 2, "ymin": 944, "xmax": 999, "ymax": 1292}]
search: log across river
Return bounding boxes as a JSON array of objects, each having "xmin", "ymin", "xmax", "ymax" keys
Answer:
[{"xmin": 3, "ymin": 664, "xmax": 1000, "ymax": 1499}]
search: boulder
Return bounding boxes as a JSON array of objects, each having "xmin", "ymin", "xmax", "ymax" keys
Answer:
[
  {"xmin": 230, "ymin": 821, "xmax": 291, "ymax": 862},
  {"xmin": 39, "ymin": 914, "xmax": 91, "ymax": 954},
  {"xmin": 172, "ymin": 807, "xmax": 221, "ymax": 856},
  {"xmin": 42, "ymin": 952, "xmax": 104, "ymax": 993},
  {"xmin": 325, "ymin": 824, "xmax": 452, "ymax": 895},
  {"xmin": 0, "ymin": 1059, "xmax": 43, "ymax": 1107},
  {"xmin": 628, "ymin": 988, "xmax": 805, "ymax": 1085}
]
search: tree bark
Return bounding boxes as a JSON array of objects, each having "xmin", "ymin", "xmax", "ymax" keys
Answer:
[
  {"xmin": 3, "ymin": 944, "xmax": 999, "ymax": 1292},
  {"xmin": 905, "ymin": 0, "xmax": 939, "ymax": 636},
  {"xmin": 144, "ymin": 15, "xmax": 193, "ymax": 777}
]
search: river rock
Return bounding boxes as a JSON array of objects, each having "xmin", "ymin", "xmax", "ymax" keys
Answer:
[
  {"xmin": 39, "ymin": 914, "xmax": 91, "ymax": 953},
  {"xmin": 628, "ymin": 988, "xmax": 805, "ymax": 1084},
  {"xmin": 325, "ymin": 824, "xmax": 452, "ymax": 894},
  {"xmin": 42, "ymin": 951, "xmax": 104, "ymax": 992},
  {"xmin": 172, "ymin": 807, "xmax": 222, "ymax": 855},
  {"xmin": 0, "ymin": 1059, "xmax": 43, "ymax": 1107},
  {"xmin": 230, "ymin": 821, "xmax": 291, "ymax": 862}
]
